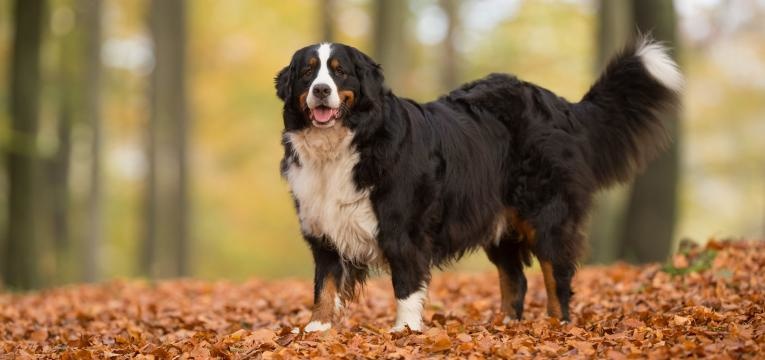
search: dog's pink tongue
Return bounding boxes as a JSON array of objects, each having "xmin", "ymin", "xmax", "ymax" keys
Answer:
[{"xmin": 311, "ymin": 107, "xmax": 337, "ymax": 123}]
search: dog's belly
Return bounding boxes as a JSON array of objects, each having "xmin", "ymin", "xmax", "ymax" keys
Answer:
[{"xmin": 285, "ymin": 127, "xmax": 382, "ymax": 265}]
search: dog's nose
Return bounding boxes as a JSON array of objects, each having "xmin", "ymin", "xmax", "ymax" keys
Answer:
[{"xmin": 312, "ymin": 83, "xmax": 332, "ymax": 99}]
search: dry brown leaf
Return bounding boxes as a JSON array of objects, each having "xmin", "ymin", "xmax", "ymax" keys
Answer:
[
  {"xmin": 29, "ymin": 329, "xmax": 48, "ymax": 342},
  {"xmin": 456, "ymin": 333, "xmax": 472, "ymax": 343},
  {"xmin": 425, "ymin": 328, "xmax": 452, "ymax": 353},
  {"xmin": 249, "ymin": 328, "xmax": 276, "ymax": 343},
  {"xmin": 673, "ymin": 315, "xmax": 691, "ymax": 326},
  {"xmin": 672, "ymin": 254, "xmax": 689, "ymax": 269},
  {"xmin": 622, "ymin": 317, "xmax": 645, "ymax": 329},
  {"xmin": 569, "ymin": 340, "xmax": 595, "ymax": 356}
]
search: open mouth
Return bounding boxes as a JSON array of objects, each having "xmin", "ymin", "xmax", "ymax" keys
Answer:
[{"xmin": 309, "ymin": 105, "xmax": 340, "ymax": 128}]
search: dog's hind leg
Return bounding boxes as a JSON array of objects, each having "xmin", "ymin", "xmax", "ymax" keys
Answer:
[
  {"xmin": 531, "ymin": 196, "xmax": 583, "ymax": 322},
  {"xmin": 538, "ymin": 258, "xmax": 576, "ymax": 321},
  {"xmin": 485, "ymin": 234, "xmax": 531, "ymax": 322}
]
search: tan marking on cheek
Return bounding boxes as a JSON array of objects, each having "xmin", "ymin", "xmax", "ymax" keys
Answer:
[
  {"xmin": 311, "ymin": 276, "xmax": 337, "ymax": 323},
  {"xmin": 498, "ymin": 268, "xmax": 519, "ymax": 319},
  {"xmin": 541, "ymin": 261, "xmax": 562, "ymax": 319},
  {"xmin": 339, "ymin": 90, "xmax": 355, "ymax": 108}
]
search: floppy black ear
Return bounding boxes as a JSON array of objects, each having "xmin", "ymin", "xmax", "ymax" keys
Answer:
[
  {"xmin": 275, "ymin": 65, "xmax": 292, "ymax": 101},
  {"xmin": 349, "ymin": 47, "xmax": 385, "ymax": 108},
  {"xmin": 343, "ymin": 46, "xmax": 386, "ymax": 140}
]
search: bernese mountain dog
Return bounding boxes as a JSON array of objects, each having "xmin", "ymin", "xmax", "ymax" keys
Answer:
[{"xmin": 275, "ymin": 38, "xmax": 682, "ymax": 333}]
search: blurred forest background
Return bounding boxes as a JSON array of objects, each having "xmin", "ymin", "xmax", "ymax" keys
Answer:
[{"xmin": 0, "ymin": 0, "xmax": 763, "ymax": 290}]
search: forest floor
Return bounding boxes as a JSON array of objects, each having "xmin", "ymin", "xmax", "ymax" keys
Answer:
[{"xmin": 1, "ymin": 240, "xmax": 764, "ymax": 359}]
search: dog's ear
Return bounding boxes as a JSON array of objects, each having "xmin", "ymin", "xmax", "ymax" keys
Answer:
[
  {"xmin": 349, "ymin": 47, "xmax": 385, "ymax": 108},
  {"xmin": 343, "ymin": 46, "xmax": 386, "ymax": 139},
  {"xmin": 275, "ymin": 64, "xmax": 292, "ymax": 101}
]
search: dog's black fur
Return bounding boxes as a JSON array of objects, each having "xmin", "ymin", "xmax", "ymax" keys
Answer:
[{"xmin": 276, "ymin": 40, "xmax": 679, "ymax": 325}]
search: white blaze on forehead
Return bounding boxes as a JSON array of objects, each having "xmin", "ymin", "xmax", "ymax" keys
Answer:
[{"xmin": 307, "ymin": 43, "xmax": 341, "ymax": 109}]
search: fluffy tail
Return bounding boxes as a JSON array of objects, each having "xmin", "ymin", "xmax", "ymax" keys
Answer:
[{"xmin": 577, "ymin": 36, "xmax": 683, "ymax": 188}]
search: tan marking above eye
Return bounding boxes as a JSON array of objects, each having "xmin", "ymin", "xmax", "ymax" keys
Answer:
[
  {"xmin": 330, "ymin": 58, "xmax": 340, "ymax": 70},
  {"xmin": 308, "ymin": 57, "xmax": 318, "ymax": 67}
]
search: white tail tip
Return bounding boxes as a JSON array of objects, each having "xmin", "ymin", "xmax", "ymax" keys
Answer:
[{"xmin": 636, "ymin": 38, "xmax": 684, "ymax": 92}]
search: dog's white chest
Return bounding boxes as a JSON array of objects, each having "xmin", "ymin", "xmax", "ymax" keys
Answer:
[{"xmin": 285, "ymin": 126, "xmax": 381, "ymax": 265}]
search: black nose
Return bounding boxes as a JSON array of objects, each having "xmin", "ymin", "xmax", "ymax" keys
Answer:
[{"xmin": 312, "ymin": 83, "xmax": 332, "ymax": 99}]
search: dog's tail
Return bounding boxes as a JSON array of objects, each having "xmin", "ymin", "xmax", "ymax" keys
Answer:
[{"xmin": 576, "ymin": 36, "xmax": 682, "ymax": 189}]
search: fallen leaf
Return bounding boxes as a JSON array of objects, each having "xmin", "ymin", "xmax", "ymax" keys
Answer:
[{"xmin": 673, "ymin": 315, "xmax": 691, "ymax": 326}]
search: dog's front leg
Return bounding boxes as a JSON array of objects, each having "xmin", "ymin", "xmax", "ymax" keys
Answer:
[
  {"xmin": 300, "ymin": 237, "xmax": 344, "ymax": 333},
  {"xmin": 381, "ymin": 234, "xmax": 431, "ymax": 332}
]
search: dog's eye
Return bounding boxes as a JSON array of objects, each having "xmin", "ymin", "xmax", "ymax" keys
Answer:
[
  {"xmin": 335, "ymin": 67, "xmax": 345, "ymax": 76},
  {"xmin": 302, "ymin": 68, "xmax": 313, "ymax": 78}
]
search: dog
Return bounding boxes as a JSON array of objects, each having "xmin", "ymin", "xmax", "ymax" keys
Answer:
[{"xmin": 275, "ymin": 37, "xmax": 681, "ymax": 332}]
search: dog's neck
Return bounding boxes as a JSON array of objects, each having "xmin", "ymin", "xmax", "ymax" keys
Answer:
[{"xmin": 286, "ymin": 123, "xmax": 353, "ymax": 164}]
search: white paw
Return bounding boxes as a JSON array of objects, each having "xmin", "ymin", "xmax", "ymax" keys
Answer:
[
  {"xmin": 390, "ymin": 286, "xmax": 427, "ymax": 333},
  {"xmin": 502, "ymin": 316, "xmax": 515, "ymax": 325},
  {"xmin": 303, "ymin": 320, "xmax": 331, "ymax": 333},
  {"xmin": 388, "ymin": 318, "xmax": 422, "ymax": 333},
  {"xmin": 389, "ymin": 320, "xmax": 423, "ymax": 333},
  {"xmin": 389, "ymin": 324, "xmax": 405, "ymax": 333}
]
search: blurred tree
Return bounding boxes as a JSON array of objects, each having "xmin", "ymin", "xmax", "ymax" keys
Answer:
[
  {"xmin": 320, "ymin": 0, "xmax": 335, "ymax": 42},
  {"xmin": 142, "ymin": 0, "xmax": 190, "ymax": 278},
  {"xmin": 620, "ymin": 0, "xmax": 680, "ymax": 262},
  {"xmin": 587, "ymin": 0, "xmax": 631, "ymax": 264},
  {"xmin": 82, "ymin": 0, "xmax": 103, "ymax": 282},
  {"xmin": 440, "ymin": 0, "xmax": 460, "ymax": 90},
  {"xmin": 49, "ymin": 0, "xmax": 102, "ymax": 284},
  {"xmin": 47, "ymin": 0, "xmax": 103, "ymax": 282},
  {"xmin": 372, "ymin": 0, "xmax": 408, "ymax": 90},
  {"xmin": 50, "ymin": 2, "xmax": 79, "ymax": 280},
  {"xmin": 3, "ymin": 0, "xmax": 46, "ymax": 289}
]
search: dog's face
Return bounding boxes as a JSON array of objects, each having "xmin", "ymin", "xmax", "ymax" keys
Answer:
[{"xmin": 275, "ymin": 43, "xmax": 383, "ymax": 130}]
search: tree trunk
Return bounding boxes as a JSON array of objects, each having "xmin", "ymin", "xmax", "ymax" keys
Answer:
[
  {"xmin": 50, "ymin": 97, "xmax": 72, "ymax": 280},
  {"xmin": 320, "ymin": 0, "xmax": 335, "ymax": 42},
  {"xmin": 620, "ymin": 0, "xmax": 680, "ymax": 262},
  {"xmin": 440, "ymin": 0, "xmax": 459, "ymax": 91},
  {"xmin": 4, "ymin": 0, "xmax": 46, "ymax": 289},
  {"xmin": 587, "ymin": 0, "xmax": 631, "ymax": 263},
  {"xmin": 372, "ymin": 0, "xmax": 408, "ymax": 91},
  {"xmin": 82, "ymin": 0, "xmax": 103, "ymax": 282},
  {"xmin": 50, "ymin": 0, "xmax": 103, "ymax": 284},
  {"xmin": 51, "ymin": 22, "xmax": 76, "ymax": 281},
  {"xmin": 143, "ymin": 0, "xmax": 190, "ymax": 278}
]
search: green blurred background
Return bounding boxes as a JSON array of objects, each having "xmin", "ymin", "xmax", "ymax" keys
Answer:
[{"xmin": 0, "ymin": 0, "xmax": 763, "ymax": 289}]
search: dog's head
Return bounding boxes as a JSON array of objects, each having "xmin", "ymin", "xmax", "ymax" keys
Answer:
[{"xmin": 275, "ymin": 43, "xmax": 384, "ymax": 130}]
